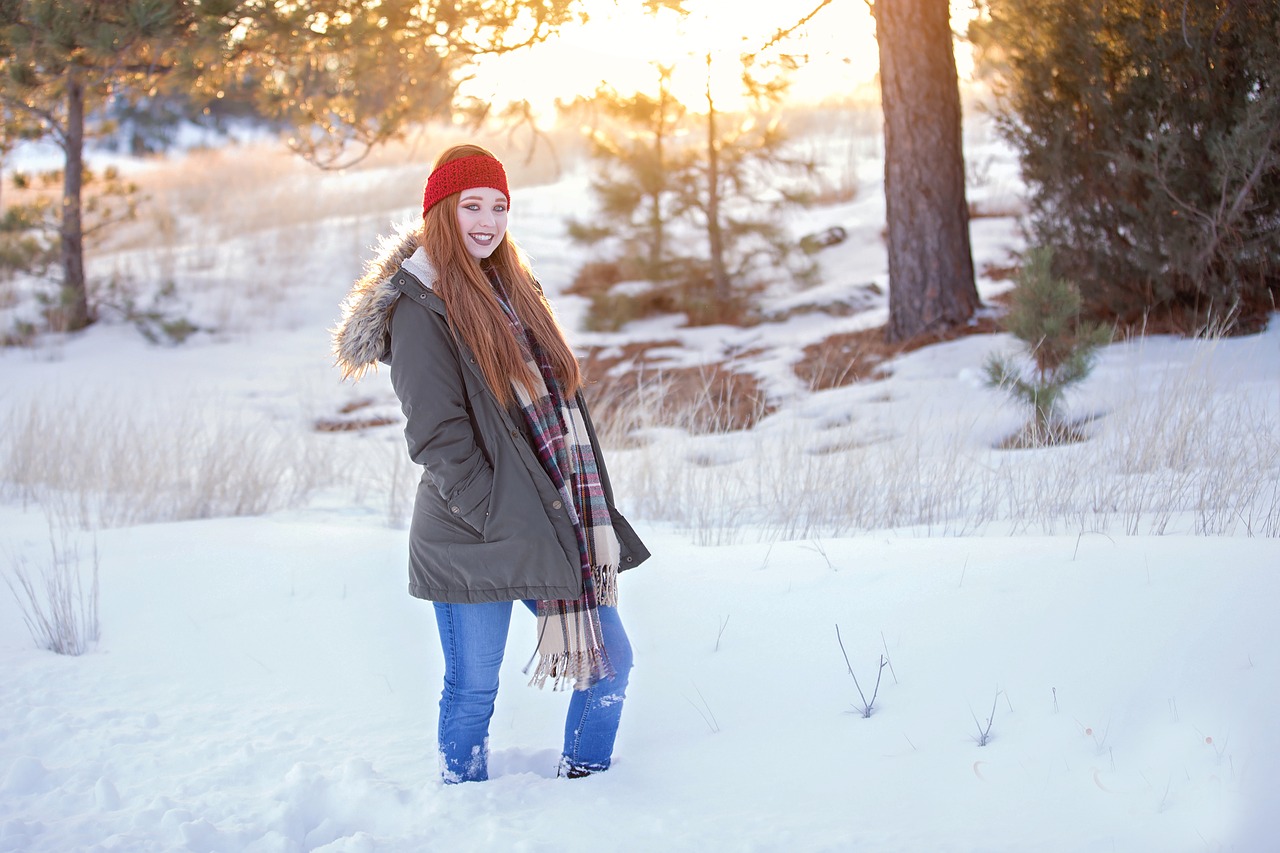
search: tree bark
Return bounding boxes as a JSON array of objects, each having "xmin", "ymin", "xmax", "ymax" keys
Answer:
[
  {"xmin": 874, "ymin": 0, "xmax": 980, "ymax": 343},
  {"xmin": 60, "ymin": 65, "xmax": 90, "ymax": 331},
  {"xmin": 704, "ymin": 53, "xmax": 730, "ymax": 308}
]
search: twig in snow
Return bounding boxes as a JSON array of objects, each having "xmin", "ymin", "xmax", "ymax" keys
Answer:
[
  {"xmin": 1072, "ymin": 530, "xmax": 1116, "ymax": 560},
  {"xmin": 880, "ymin": 632, "xmax": 898, "ymax": 684},
  {"xmin": 685, "ymin": 684, "xmax": 720, "ymax": 733},
  {"xmin": 971, "ymin": 690, "xmax": 1001, "ymax": 746},
  {"xmin": 804, "ymin": 539, "xmax": 834, "ymax": 571},
  {"xmin": 836, "ymin": 624, "xmax": 887, "ymax": 718},
  {"xmin": 715, "ymin": 615, "xmax": 730, "ymax": 652},
  {"xmin": 758, "ymin": 542, "xmax": 774, "ymax": 571}
]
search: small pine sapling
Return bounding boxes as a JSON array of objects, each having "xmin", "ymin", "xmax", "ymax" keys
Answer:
[{"xmin": 984, "ymin": 247, "xmax": 1111, "ymax": 447}]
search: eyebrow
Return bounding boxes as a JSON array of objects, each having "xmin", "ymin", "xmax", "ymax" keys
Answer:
[{"xmin": 459, "ymin": 193, "xmax": 507, "ymax": 202}]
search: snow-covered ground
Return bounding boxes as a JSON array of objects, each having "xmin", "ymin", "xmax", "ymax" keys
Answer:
[{"xmin": 1, "ymin": 113, "xmax": 1277, "ymax": 852}]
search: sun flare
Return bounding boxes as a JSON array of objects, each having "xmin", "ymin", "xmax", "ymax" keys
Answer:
[{"xmin": 463, "ymin": 0, "xmax": 887, "ymax": 123}]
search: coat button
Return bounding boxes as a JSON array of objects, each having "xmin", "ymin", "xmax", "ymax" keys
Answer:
[
  {"xmin": 451, "ymin": 506, "xmax": 461, "ymax": 514},
  {"xmin": 418, "ymin": 293, "xmax": 426, "ymax": 299},
  {"xmin": 552, "ymin": 500, "xmax": 562, "ymax": 509}
]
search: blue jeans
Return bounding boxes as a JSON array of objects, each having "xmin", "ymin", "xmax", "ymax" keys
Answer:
[{"xmin": 432, "ymin": 600, "xmax": 632, "ymax": 783}]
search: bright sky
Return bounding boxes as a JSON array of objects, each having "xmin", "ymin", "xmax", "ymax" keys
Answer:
[{"xmin": 462, "ymin": 0, "xmax": 890, "ymax": 121}]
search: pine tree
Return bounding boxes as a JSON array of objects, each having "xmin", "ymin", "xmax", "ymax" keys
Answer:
[
  {"xmin": 681, "ymin": 50, "xmax": 818, "ymax": 320},
  {"xmin": 0, "ymin": 0, "xmax": 581, "ymax": 332},
  {"xmin": 568, "ymin": 51, "xmax": 816, "ymax": 328},
  {"xmin": 566, "ymin": 65, "xmax": 688, "ymax": 284},
  {"xmin": 0, "ymin": 0, "xmax": 212, "ymax": 329},
  {"xmin": 973, "ymin": 0, "xmax": 1280, "ymax": 334},
  {"xmin": 984, "ymin": 248, "xmax": 1110, "ymax": 446}
]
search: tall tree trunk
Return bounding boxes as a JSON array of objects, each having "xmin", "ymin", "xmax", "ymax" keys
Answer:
[
  {"xmin": 704, "ymin": 53, "xmax": 730, "ymax": 309},
  {"xmin": 60, "ymin": 65, "xmax": 90, "ymax": 331},
  {"xmin": 650, "ymin": 69, "xmax": 668, "ymax": 280},
  {"xmin": 874, "ymin": 0, "xmax": 979, "ymax": 343}
]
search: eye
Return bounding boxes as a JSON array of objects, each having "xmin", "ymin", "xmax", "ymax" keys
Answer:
[
  {"xmin": 462, "ymin": 203, "xmax": 480, "ymax": 211},
  {"xmin": 494, "ymin": 204, "xmax": 507, "ymax": 213}
]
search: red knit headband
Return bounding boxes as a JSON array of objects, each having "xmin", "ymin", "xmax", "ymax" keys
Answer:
[{"xmin": 422, "ymin": 155, "xmax": 510, "ymax": 218}]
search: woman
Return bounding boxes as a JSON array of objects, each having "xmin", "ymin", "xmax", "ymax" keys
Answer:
[{"xmin": 332, "ymin": 144, "xmax": 649, "ymax": 783}]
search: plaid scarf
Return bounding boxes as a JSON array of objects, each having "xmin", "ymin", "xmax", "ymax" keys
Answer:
[{"xmin": 490, "ymin": 277, "xmax": 621, "ymax": 691}]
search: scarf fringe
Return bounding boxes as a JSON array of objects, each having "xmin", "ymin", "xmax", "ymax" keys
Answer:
[
  {"xmin": 592, "ymin": 562, "xmax": 619, "ymax": 608},
  {"xmin": 527, "ymin": 647, "xmax": 616, "ymax": 692}
]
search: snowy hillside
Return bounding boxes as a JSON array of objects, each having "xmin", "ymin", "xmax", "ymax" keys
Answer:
[{"xmin": 1, "ymin": 114, "xmax": 1277, "ymax": 852}]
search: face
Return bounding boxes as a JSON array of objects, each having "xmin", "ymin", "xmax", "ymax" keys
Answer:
[{"xmin": 455, "ymin": 186, "xmax": 508, "ymax": 259}]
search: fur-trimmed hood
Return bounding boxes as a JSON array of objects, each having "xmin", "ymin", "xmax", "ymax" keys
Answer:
[{"xmin": 331, "ymin": 220, "xmax": 436, "ymax": 380}]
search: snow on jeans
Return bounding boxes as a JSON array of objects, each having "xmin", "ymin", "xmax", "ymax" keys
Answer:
[{"xmin": 432, "ymin": 599, "xmax": 632, "ymax": 783}]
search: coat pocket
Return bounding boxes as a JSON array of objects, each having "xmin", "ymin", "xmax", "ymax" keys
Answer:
[
  {"xmin": 609, "ymin": 506, "xmax": 650, "ymax": 570},
  {"xmin": 416, "ymin": 475, "xmax": 488, "ymax": 542}
]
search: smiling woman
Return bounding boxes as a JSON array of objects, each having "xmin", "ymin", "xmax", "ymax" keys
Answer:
[
  {"xmin": 461, "ymin": 0, "xmax": 885, "ymax": 121},
  {"xmin": 331, "ymin": 144, "xmax": 651, "ymax": 783}
]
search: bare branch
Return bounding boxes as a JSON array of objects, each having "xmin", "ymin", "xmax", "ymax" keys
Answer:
[
  {"xmin": 749, "ymin": 0, "xmax": 834, "ymax": 57},
  {"xmin": 0, "ymin": 94, "xmax": 68, "ymax": 149}
]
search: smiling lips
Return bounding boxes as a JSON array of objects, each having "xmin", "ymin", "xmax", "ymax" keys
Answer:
[{"xmin": 469, "ymin": 232, "xmax": 495, "ymax": 246}]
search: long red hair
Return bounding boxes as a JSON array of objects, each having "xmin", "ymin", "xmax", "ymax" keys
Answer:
[{"xmin": 420, "ymin": 144, "xmax": 582, "ymax": 407}]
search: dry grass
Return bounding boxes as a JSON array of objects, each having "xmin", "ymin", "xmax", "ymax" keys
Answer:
[
  {"xmin": 4, "ymin": 519, "xmax": 100, "ymax": 656},
  {"xmin": 98, "ymin": 122, "xmax": 584, "ymax": 255},
  {"xmin": 600, "ymin": 338, "xmax": 1280, "ymax": 544},
  {"xmin": 2, "ymin": 393, "xmax": 332, "ymax": 529},
  {"xmin": 3, "ymin": 335, "xmax": 1272, "ymax": 548}
]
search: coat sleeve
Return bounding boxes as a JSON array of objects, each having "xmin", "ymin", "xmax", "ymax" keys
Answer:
[{"xmin": 388, "ymin": 295, "xmax": 494, "ymax": 536}]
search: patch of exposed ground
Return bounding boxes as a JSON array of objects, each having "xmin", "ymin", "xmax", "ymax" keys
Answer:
[
  {"xmin": 795, "ymin": 315, "xmax": 1003, "ymax": 392},
  {"xmin": 581, "ymin": 340, "xmax": 773, "ymax": 434}
]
